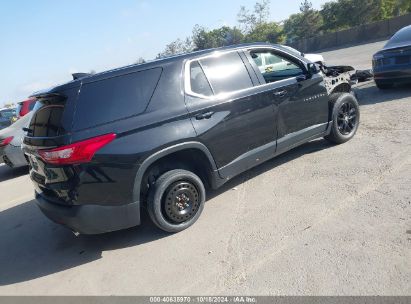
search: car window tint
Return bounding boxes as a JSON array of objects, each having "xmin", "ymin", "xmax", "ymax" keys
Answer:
[
  {"xmin": 29, "ymin": 101, "xmax": 36, "ymax": 111},
  {"xmin": 250, "ymin": 50, "xmax": 304, "ymax": 84},
  {"xmin": 29, "ymin": 105, "xmax": 65, "ymax": 137},
  {"xmin": 252, "ymin": 53, "xmax": 263, "ymax": 67},
  {"xmin": 74, "ymin": 67, "xmax": 162, "ymax": 130},
  {"xmin": 265, "ymin": 53, "xmax": 283, "ymax": 65},
  {"xmin": 199, "ymin": 52, "xmax": 253, "ymax": 94},
  {"xmin": 190, "ymin": 61, "xmax": 213, "ymax": 96}
]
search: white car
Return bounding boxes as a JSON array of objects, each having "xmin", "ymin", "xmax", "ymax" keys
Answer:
[
  {"xmin": 251, "ymin": 46, "xmax": 326, "ymax": 78},
  {"xmin": 282, "ymin": 45, "xmax": 325, "ymax": 64}
]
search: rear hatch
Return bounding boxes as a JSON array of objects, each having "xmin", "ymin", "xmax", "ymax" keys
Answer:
[{"xmin": 24, "ymin": 66, "xmax": 162, "ymax": 205}]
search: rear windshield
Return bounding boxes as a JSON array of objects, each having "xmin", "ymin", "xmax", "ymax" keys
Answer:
[
  {"xmin": 29, "ymin": 87, "xmax": 79, "ymax": 137},
  {"xmin": 387, "ymin": 26, "xmax": 411, "ymax": 45},
  {"xmin": 73, "ymin": 67, "xmax": 162, "ymax": 130},
  {"xmin": 1, "ymin": 109, "xmax": 15, "ymax": 119}
]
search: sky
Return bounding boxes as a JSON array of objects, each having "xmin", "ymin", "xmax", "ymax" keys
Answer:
[{"xmin": 0, "ymin": 0, "xmax": 329, "ymax": 106}]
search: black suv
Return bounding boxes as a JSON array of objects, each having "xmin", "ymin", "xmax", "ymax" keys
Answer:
[{"xmin": 23, "ymin": 43, "xmax": 360, "ymax": 234}]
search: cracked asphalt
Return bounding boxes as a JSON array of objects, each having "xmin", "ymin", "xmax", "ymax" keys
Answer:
[{"xmin": 0, "ymin": 41, "xmax": 410, "ymax": 295}]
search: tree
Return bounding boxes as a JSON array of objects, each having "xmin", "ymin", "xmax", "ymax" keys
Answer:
[
  {"xmin": 321, "ymin": 1, "xmax": 346, "ymax": 32},
  {"xmin": 394, "ymin": 0, "xmax": 411, "ymax": 15},
  {"xmin": 191, "ymin": 25, "xmax": 244, "ymax": 51},
  {"xmin": 237, "ymin": 0, "xmax": 271, "ymax": 33},
  {"xmin": 320, "ymin": 0, "xmax": 402, "ymax": 32},
  {"xmin": 284, "ymin": 1, "xmax": 323, "ymax": 41},
  {"xmin": 244, "ymin": 22, "xmax": 285, "ymax": 43},
  {"xmin": 136, "ymin": 57, "xmax": 146, "ymax": 64},
  {"xmin": 157, "ymin": 38, "xmax": 193, "ymax": 58}
]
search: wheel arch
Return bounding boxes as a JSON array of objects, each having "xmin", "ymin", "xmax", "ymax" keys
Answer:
[
  {"xmin": 330, "ymin": 82, "xmax": 351, "ymax": 94},
  {"xmin": 132, "ymin": 142, "xmax": 221, "ymax": 205}
]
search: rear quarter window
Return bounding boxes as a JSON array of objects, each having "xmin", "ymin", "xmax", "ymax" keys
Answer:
[
  {"xmin": 190, "ymin": 61, "xmax": 213, "ymax": 97},
  {"xmin": 73, "ymin": 67, "xmax": 162, "ymax": 130}
]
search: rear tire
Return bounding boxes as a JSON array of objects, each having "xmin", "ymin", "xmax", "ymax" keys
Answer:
[
  {"xmin": 375, "ymin": 80, "xmax": 393, "ymax": 90},
  {"xmin": 147, "ymin": 169, "xmax": 206, "ymax": 233},
  {"xmin": 325, "ymin": 93, "xmax": 360, "ymax": 144}
]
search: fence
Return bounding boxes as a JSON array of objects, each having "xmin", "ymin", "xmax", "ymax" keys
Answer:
[{"xmin": 290, "ymin": 13, "xmax": 411, "ymax": 53}]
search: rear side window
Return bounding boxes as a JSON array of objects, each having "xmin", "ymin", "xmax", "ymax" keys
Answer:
[
  {"xmin": 199, "ymin": 52, "xmax": 253, "ymax": 94},
  {"xmin": 74, "ymin": 68, "xmax": 162, "ymax": 130},
  {"xmin": 29, "ymin": 100, "xmax": 36, "ymax": 111},
  {"xmin": 190, "ymin": 61, "xmax": 213, "ymax": 96}
]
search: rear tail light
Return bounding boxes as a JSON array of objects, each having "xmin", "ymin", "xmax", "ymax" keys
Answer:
[
  {"xmin": 19, "ymin": 97, "xmax": 36, "ymax": 117},
  {"xmin": 0, "ymin": 137, "xmax": 14, "ymax": 147},
  {"xmin": 38, "ymin": 133, "xmax": 116, "ymax": 165}
]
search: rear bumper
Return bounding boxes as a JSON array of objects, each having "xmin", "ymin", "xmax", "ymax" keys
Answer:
[
  {"xmin": 35, "ymin": 192, "xmax": 141, "ymax": 234},
  {"xmin": 2, "ymin": 145, "xmax": 28, "ymax": 168},
  {"xmin": 373, "ymin": 66, "xmax": 411, "ymax": 83}
]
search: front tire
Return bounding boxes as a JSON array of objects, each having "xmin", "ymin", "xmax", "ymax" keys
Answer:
[
  {"xmin": 147, "ymin": 169, "xmax": 206, "ymax": 233},
  {"xmin": 325, "ymin": 93, "xmax": 360, "ymax": 144}
]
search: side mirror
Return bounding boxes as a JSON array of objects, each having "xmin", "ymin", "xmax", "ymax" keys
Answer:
[
  {"xmin": 307, "ymin": 63, "xmax": 318, "ymax": 76},
  {"xmin": 296, "ymin": 74, "xmax": 308, "ymax": 82}
]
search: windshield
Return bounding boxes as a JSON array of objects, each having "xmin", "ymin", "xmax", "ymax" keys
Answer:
[{"xmin": 0, "ymin": 109, "xmax": 15, "ymax": 119}]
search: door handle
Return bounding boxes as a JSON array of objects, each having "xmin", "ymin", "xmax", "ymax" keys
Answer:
[
  {"xmin": 273, "ymin": 89, "xmax": 287, "ymax": 97},
  {"xmin": 195, "ymin": 111, "xmax": 214, "ymax": 120}
]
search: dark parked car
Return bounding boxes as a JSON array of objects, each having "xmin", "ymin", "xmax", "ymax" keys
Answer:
[
  {"xmin": 373, "ymin": 25, "xmax": 411, "ymax": 89},
  {"xmin": 0, "ymin": 108, "xmax": 16, "ymax": 130},
  {"xmin": 23, "ymin": 43, "xmax": 360, "ymax": 234},
  {"xmin": 16, "ymin": 97, "xmax": 36, "ymax": 118}
]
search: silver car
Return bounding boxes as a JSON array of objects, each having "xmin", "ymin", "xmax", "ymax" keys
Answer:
[{"xmin": 0, "ymin": 112, "xmax": 33, "ymax": 168}]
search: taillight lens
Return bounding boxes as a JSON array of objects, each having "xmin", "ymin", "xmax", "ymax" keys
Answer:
[
  {"xmin": 38, "ymin": 133, "xmax": 116, "ymax": 165},
  {"xmin": 0, "ymin": 136, "xmax": 14, "ymax": 147}
]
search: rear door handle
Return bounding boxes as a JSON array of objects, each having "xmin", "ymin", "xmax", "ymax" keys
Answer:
[
  {"xmin": 273, "ymin": 89, "xmax": 287, "ymax": 97},
  {"xmin": 195, "ymin": 111, "xmax": 214, "ymax": 120}
]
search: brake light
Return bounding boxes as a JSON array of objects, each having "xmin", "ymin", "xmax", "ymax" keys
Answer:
[
  {"xmin": 19, "ymin": 97, "xmax": 36, "ymax": 117},
  {"xmin": 0, "ymin": 137, "xmax": 13, "ymax": 147},
  {"xmin": 38, "ymin": 133, "xmax": 116, "ymax": 165}
]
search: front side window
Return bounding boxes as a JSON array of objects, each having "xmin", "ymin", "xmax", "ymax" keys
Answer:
[
  {"xmin": 199, "ymin": 52, "xmax": 253, "ymax": 95},
  {"xmin": 250, "ymin": 50, "xmax": 304, "ymax": 84}
]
